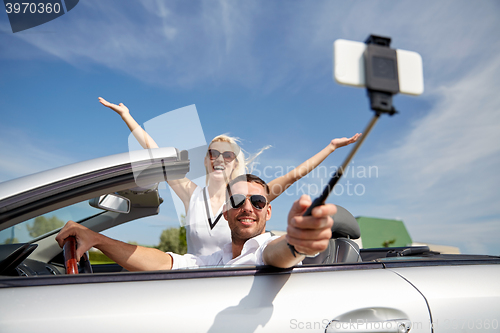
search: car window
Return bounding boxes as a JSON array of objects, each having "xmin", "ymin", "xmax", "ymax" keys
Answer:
[
  {"xmin": 0, "ymin": 201, "xmax": 103, "ymax": 244},
  {"xmin": 101, "ymin": 187, "xmax": 186, "ymax": 254}
]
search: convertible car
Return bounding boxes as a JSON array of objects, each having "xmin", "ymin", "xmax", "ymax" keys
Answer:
[{"xmin": 0, "ymin": 148, "xmax": 499, "ymax": 333}]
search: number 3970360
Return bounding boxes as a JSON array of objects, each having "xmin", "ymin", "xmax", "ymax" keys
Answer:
[{"xmin": 5, "ymin": 2, "xmax": 61, "ymax": 14}]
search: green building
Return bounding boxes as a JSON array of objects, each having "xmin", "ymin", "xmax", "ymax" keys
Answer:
[{"xmin": 356, "ymin": 216, "xmax": 413, "ymax": 248}]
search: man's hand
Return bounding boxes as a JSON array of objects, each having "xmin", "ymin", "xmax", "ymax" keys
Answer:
[
  {"xmin": 263, "ymin": 195, "xmax": 335, "ymax": 268},
  {"xmin": 286, "ymin": 195, "xmax": 335, "ymax": 256},
  {"xmin": 55, "ymin": 221, "xmax": 99, "ymax": 261}
]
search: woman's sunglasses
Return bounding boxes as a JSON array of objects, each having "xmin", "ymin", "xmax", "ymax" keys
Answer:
[
  {"xmin": 207, "ymin": 149, "xmax": 237, "ymax": 162},
  {"xmin": 229, "ymin": 194, "xmax": 268, "ymax": 210}
]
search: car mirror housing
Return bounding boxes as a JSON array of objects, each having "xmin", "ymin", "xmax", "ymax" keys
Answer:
[{"xmin": 89, "ymin": 194, "xmax": 131, "ymax": 214}]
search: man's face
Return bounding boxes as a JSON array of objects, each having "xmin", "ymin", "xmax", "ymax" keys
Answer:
[{"xmin": 223, "ymin": 181, "xmax": 272, "ymax": 244}]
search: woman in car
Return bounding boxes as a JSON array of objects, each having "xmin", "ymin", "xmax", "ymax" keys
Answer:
[{"xmin": 99, "ymin": 97, "xmax": 360, "ymax": 256}]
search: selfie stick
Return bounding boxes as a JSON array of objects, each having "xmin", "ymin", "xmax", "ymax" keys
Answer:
[
  {"xmin": 303, "ymin": 34, "xmax": 399, "ymax": 217},
  {"xmin": 302, "ymin": 113, "xmax": 380, "ymax": 216}
]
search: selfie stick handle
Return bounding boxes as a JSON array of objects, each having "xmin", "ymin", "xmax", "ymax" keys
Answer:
[{"xmin": 303, "ymin": 113, "xmax": 380, "ymax": 216}]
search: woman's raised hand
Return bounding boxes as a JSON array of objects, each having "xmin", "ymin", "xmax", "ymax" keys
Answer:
[
  {"xmin": 98, "ymin": 97, "xmax": 130, "ymax": 117},
  {"xmin": 330, "ymin": 133, "xmax": 362, "ymax": 149}
]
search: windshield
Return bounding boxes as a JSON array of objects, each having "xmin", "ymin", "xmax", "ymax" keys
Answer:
[{"xmin": 0, "ymin": 201, "xmax": 103, "ymax": 244}]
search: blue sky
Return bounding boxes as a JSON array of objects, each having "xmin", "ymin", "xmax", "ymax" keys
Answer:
[{"xmin": 1, "ymin": 1, "xmax": 499, "ymax": 254}]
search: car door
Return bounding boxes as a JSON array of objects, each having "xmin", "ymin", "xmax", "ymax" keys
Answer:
[
  {"xmin": 389, "ymin": 264, "xmax": 500, "ymax": 333},
  {"xmin": 0, "ymin": 263, "xmax": 431, "ymax": 333}
]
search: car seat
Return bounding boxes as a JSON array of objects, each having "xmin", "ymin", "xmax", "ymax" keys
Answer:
[{"xmin": 302, "ymin": 205, "xmax": 361, "ymax": 265}]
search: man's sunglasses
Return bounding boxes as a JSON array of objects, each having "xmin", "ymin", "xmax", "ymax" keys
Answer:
[
  {"xmin": 207, "ymin": 149, "xmax": 237, "ymax": 162},
  {"xmin": 229, "ymin": 194, "xmax": 268, "ymax": 210}
]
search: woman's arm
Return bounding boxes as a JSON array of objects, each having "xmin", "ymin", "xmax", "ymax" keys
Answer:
[
  {"xmin": 99, "ymin": 97, "xmax": 159, "ymax": 149},
  {"xmin": 267, "ymin": 133, "xmax": 361, "ymax": 202},
  {"xmin": 99, "ymin": 97, "xmax": 197, "ymax": 210}
]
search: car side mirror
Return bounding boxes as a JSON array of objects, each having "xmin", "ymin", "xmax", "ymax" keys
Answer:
[{"xmin": 89, "ymin": 194, "xmax": 131, "ymax": 214}]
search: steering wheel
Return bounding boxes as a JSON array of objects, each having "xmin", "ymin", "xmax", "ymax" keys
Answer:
[{"xmin": 63, "ymin": 236, "xmax": 93, "ymax": 274}]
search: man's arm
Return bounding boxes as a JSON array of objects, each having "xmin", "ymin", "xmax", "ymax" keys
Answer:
[
  {"xmin": 55, "ymin": 221, "xmax": 173, "ymax": 271},
  {"xmin": 263, "ymin": 195, "xmax": 335, "ymax": 268}
]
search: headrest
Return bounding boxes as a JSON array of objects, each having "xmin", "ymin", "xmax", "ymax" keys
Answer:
[{"xmin": 331, "ymin": 205, "xmax": 360, "ymax": 239}]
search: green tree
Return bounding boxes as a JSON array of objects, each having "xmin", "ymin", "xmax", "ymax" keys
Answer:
[
  {"xmin": 27, "ymin": 216, "xmax": 64, "ymax": 238},
  {"xmin": 179, "ymin": 224, "xmax": 187, "ymax": 253},
  {"xmin": 382, "ymin": 238, "xmax": 396, "ymax": 247},
  {"xmin": 157, "ymin": 226, "xmax": 187, "ymax": 254},
  {"xmin": 3, "ymin": 237, "xmax": 19, "ymax": 244},
  {"xmin": 157, "ymin": 214, "xmax": 187, "ymax": 254}
]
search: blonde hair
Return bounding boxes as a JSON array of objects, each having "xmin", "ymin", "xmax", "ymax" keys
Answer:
[{"xmin": 206, "ymin": 134, "xmax": 270, "ymax": 183}]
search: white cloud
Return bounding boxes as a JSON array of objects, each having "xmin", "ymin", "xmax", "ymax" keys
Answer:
[
  {"xmin": 361, "ymin": 52, "xmax": 500, "ymax": 254},
  {"xmin": 4, "ymin": 1, "xmax": 499, "ymax": 93},
  {"xmin": 410, "ymin": 219, "xmax": 500, "ymax": 255},
  {"xmin": 0, "ymin": 128, "xmax": 75, "ymax": 182},
  {"xmin": 275, "ymin": 1, "xmax": 500, "ymax": 91},
  {"xmin": 5, "ymin": 0, "xmax": 263, "ymax": 88}
]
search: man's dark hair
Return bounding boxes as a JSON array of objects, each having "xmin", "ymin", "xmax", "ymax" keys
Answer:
[{"xmin": 226, "ymin": 174, "xmax": 270, "ymax": 198}]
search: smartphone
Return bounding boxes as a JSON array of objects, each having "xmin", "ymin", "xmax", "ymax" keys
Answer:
[{"xmin": 334, "ymin": 39, "xmax": 424, "ymax": 96}]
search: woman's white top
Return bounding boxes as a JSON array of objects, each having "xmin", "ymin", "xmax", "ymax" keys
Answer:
[{"xmin": 184, "ymin": 186, "xmax": 232, "ymax": 256}]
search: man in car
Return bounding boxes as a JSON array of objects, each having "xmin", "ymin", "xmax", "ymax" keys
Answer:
[{"xmin": 56, "ymin": 174, "xmax": 335, "ymax": 270}]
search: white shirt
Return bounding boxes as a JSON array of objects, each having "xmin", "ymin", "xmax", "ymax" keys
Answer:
[
  {"xmin": 184, "ymin": 186, "xmax": 232, "ymax": 256},
  {"xmin": 169, "ymin": 233, "xmax": 280, "ymax": 269}
]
